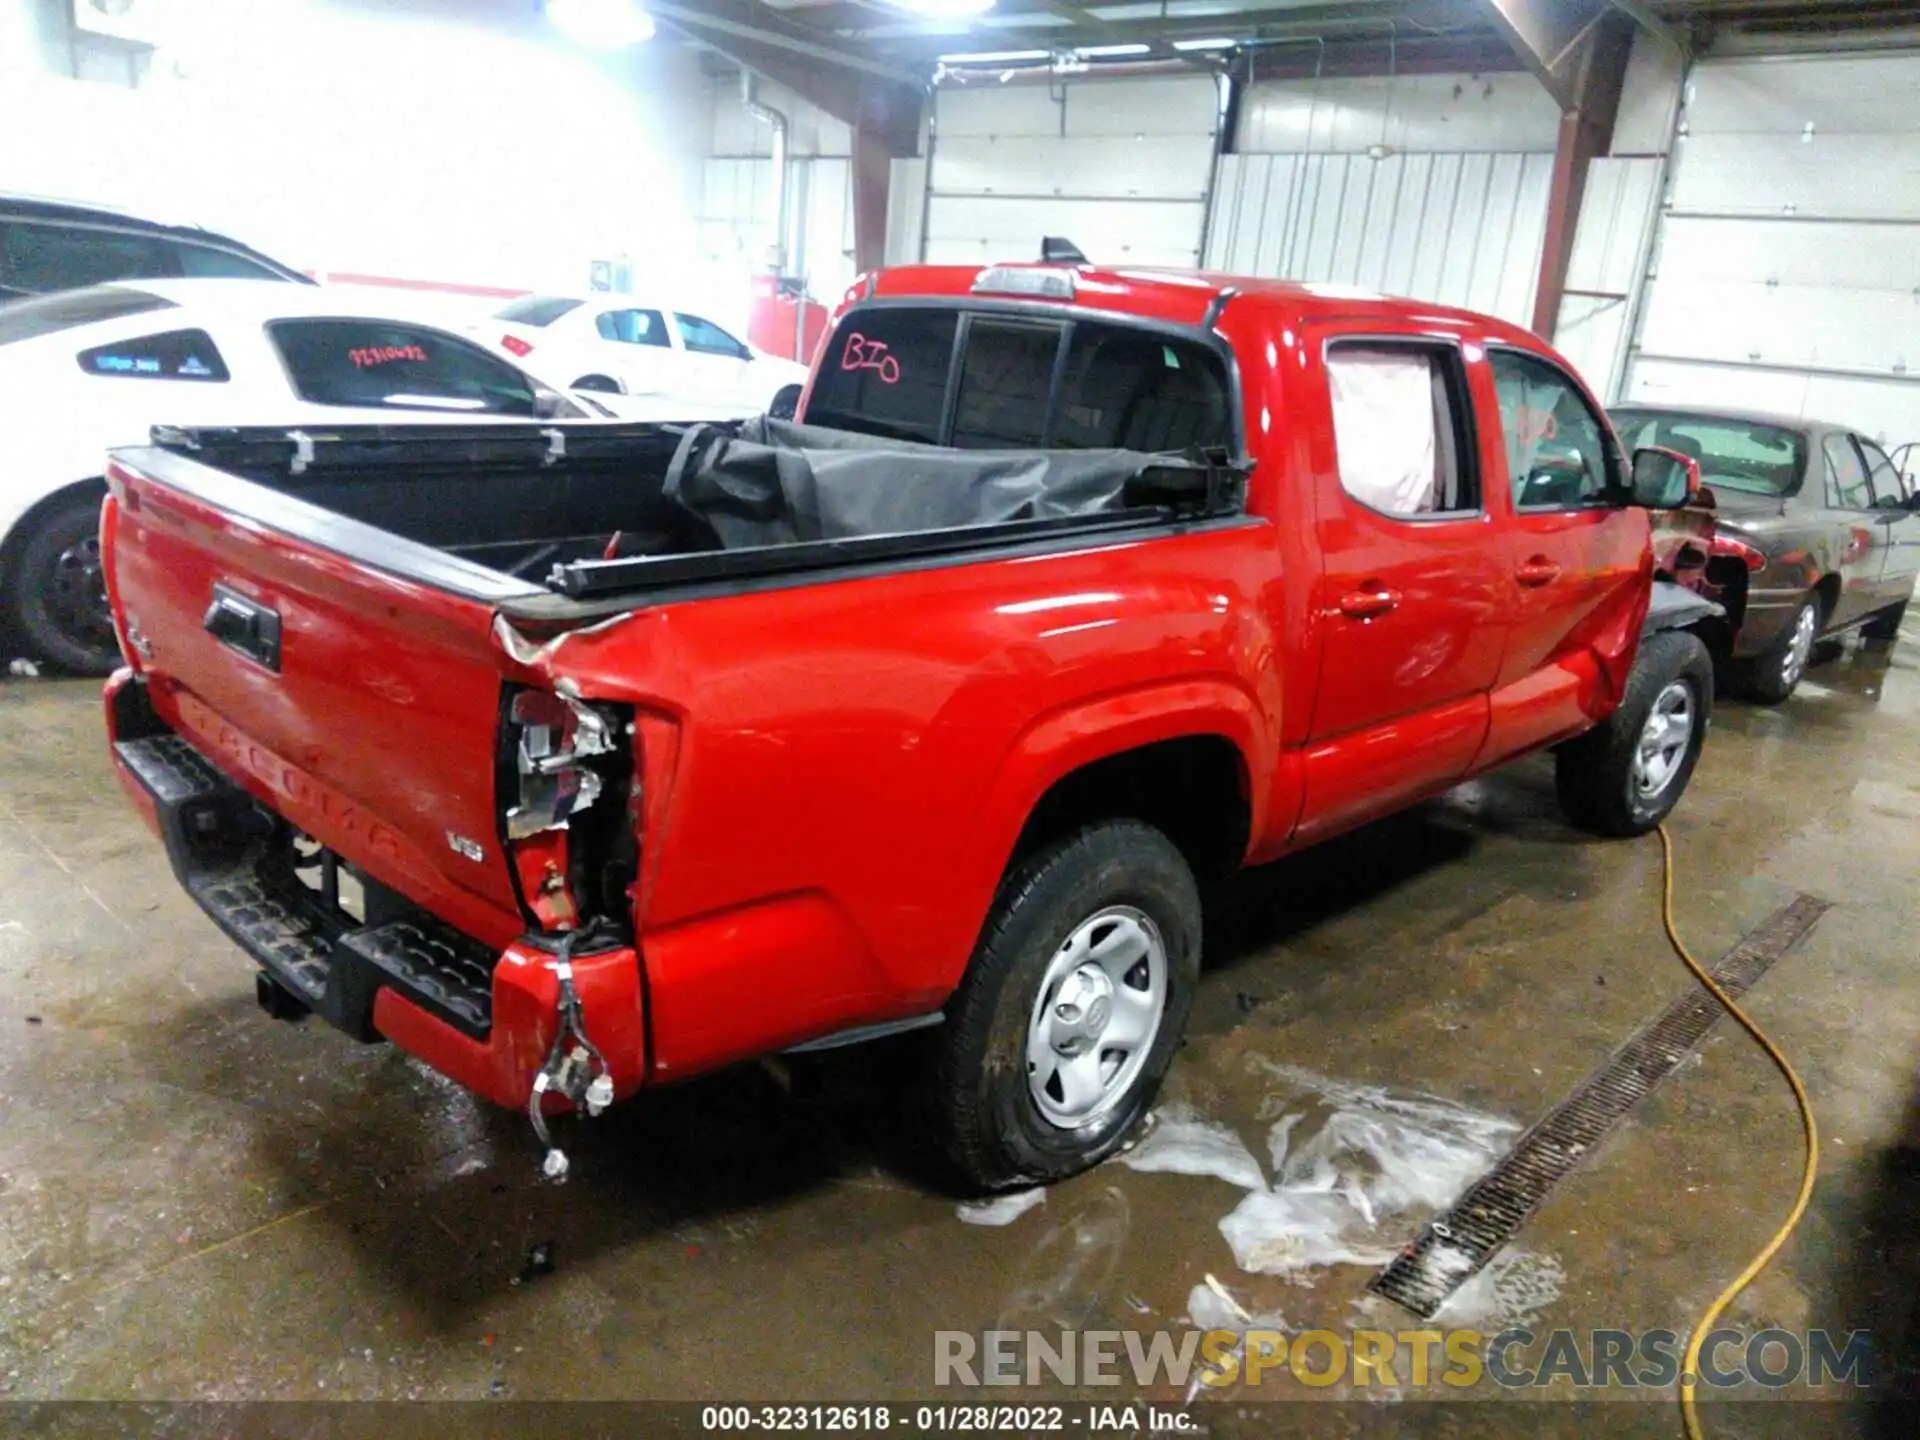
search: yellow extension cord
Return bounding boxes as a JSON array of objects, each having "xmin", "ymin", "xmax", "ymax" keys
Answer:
[{"xmin": 1655, "ymin": 823, "xmax": 1821, "ymax": 1440}]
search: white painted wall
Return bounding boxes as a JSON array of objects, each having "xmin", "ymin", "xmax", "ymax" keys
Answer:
[
  {"xmin": 0, "ymin": 0, "xmax": 710, "ymax": 298},
  {"xmin": 924, "ymin": 74, "xmax": 1221, "ymax": 268},
  {"xmin": 697, "ymin": 71, "xmax": 860, "ymax": 309},
  {"xmin": 1209, "ymin": 70, "xmax": 1559, "ymax": 326}
]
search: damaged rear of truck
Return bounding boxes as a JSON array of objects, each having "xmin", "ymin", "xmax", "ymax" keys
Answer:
[{"xmin": 101, "ymin": 407, "xmax": 1256, "ymax": 1181}]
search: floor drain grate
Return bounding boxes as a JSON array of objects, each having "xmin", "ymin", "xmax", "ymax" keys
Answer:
[{"xmin": 1368, "ymin": 892, "xmax": 1831, "ymax": 1319}]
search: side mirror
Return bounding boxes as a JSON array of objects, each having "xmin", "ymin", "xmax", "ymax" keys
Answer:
[
  {"xmin": 769, "ymin": 383, "xmax": 803, "ymax": 422},
  {"xmin": 1630, "ymin": 445, "xmax": 1700, "ymax": 510},
  {"xmin": 532, "ymin": 389, "xmax": 580, "ymax": 420}
]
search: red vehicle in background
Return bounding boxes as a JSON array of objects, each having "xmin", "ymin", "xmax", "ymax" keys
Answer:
[{"xmin": 101, "ymin": 260, "xmax": 1710, "ymax": 1189}]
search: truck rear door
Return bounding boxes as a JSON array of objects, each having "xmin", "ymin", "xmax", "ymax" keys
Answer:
[
  {"xmin": 1292, "ymin": 328, "xmax": 1508, "ymax": 845},
  {"xmin": 105, "ymin": 445, "xmax": 544, "ymax": 947}
]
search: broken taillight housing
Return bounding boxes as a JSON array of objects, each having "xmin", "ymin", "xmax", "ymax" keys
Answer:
[
  {"xmin": 506, "ymin": 689, "xmax": 612, "ymax": 839},
  {"xmin": 500, "ymin": 688, "xmax": 636, "ymax": 933}
]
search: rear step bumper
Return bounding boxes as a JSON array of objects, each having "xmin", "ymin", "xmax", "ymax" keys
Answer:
[{"xmin": 105, "ymin": 671, "xmax": 648, "ymax": 1110}]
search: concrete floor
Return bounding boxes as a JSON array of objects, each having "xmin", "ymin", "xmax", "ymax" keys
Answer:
[{"xmin": 4, "ymin": 637, "xmax": 1920, "ymax": 1436}]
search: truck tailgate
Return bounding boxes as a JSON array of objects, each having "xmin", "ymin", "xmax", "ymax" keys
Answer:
[{"xmin": 106, "ymin": 447, "xmax": 540, "ymax": 946}]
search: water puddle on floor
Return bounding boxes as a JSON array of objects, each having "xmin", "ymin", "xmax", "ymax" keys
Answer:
[{"xmin": 955, "ymin": 1063, "xmax": 1566, "ymax": 1399}]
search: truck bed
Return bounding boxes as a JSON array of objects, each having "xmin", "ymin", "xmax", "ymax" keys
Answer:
[{"xmin": 127, "ymin": 418, "xmax": 1241, "ymax": 619}]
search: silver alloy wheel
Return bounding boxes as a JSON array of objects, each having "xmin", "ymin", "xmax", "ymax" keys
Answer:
[
  {"xmin": 1630, "ymin": 680, "xmax": 1695, "ymax": 802},
  {"xmin": 1781, "ymin": 602, "xmax": 1818, "ymax": 688},
  {"xmin": 1025, "ymin": 905, "xmax": 1168, "ymax": 1130}
]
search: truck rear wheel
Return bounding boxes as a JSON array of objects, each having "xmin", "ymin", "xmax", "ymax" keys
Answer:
[
  {"xmin": 1555, "ymin": 630, "xmax": 1712, "ymax": 838},
  {"xmin": 927, "ymin": 820, "xmax": 1200, "ymax": 1193}
]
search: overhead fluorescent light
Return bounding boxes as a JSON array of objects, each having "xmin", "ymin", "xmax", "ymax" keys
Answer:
[
  {"xmin": 1173, "ymin": 36, "xmax": 1238, "ymax": 52},
  {"xmin": 1076, "ymin": 43, "xmax": 1150, "ymax": 57},
  {"xmin": 887, "ymin": 0, "xmax": 997, "ymax": 16},
  {"xmin": 546, "ymin": 0, "xmax": 655, "ymax": 48},
  {"xmin": 936, "ymin": 48, "xmax": 1049, "ymax": 63}
]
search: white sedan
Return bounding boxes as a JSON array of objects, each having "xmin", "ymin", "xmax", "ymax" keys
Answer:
[
  {"xmin": 482, "ymin": 294, "xmax": 809, "ymax": 418},
  {"xmin": 0, "ymin": 278, "xmax": 703, "ymax": 675}
]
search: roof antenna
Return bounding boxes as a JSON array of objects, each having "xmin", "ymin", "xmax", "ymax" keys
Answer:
[{"xmin": 1041, "ymin": 236, "xmax": 1088, "ymax": 264}]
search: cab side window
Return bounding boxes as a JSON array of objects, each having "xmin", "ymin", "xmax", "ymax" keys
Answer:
[
  {"xmin": 76, "ymin": 329, "xmax": 229, "ymax": 382},
  {"xmin": 1858, "ymin": 437, "xmax": 1910, "ymax": 508},
  {"xmin": 1491, "ymin": 350, "xmax": 1616, "ymax": 509},
  {"xmin": 674, "ymin": 312, "xmax": 752, "ymax": 360},
  {"xmin": 1327, "ymin": 343, "xmax": 1477, "ymax": 517},
  {"xmin": 1825, "ymin": 435, "xmax": 1872, "ymax": 509},
  {"xmin": 595, "ymin": 309, "xmax": 668, "ymax": 347}
]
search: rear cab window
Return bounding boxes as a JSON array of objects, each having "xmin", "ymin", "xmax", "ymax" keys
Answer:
[
  {"xmin": 268, "ymin": 318, "xmax": 540, "ymax": 415},
  {"xmin": 805, "ymin": 305, "xmax": 1233, "ymax": 453}
]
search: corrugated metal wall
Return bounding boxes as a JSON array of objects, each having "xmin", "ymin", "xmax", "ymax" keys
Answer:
[
  {"xmin": 923, "ymin": 75, "xmax": 1220, "ymax": 268},
  {"xmin": 1622, "ymin": 50, "xmax": 1920, "ymax": 443},
  {"xmin": 1203, "ymin": 73, "xmax": 1561, "ymax": 326},
  {"xmin": 1204, "ymin": 151, "xmax": 1555, "ymax": 323}
]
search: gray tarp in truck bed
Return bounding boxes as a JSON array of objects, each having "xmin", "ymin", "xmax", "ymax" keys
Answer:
[{"xmin": 663, "ymin": 416, "xmax": 1215, "ymax": 550}]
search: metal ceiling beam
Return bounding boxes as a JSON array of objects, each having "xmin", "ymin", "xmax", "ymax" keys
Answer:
[
  {"xmin": 1019, "ymin": 0, "xmax": 1212, "ymax": 69},
  {"xmin": 649, "ymin": 0, "xmax": 923, "ymax": 87},
  {"xmin": 1530, "ymin": 10, "xmax": 1635, "ymax": 338},
  {"xmin": 1474, "ymin": 0, "xmax": 1614, "ymax": 108},
  {"xmin": 837, "ymin": 1, "xmax": 1491, "ymax": 62},
  {"xmin": 1477, "ymin": 0, "xmax": 1691, "ymax": 105}
]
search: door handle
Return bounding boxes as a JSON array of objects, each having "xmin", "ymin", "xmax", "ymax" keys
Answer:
[
  {"xmin": 1516, "ymin": 556, "xmax": 1562, "ymax": 588},
  {"xmin": 1337, "ymin": 586, "xmax": 1402, "ymax": 620}
]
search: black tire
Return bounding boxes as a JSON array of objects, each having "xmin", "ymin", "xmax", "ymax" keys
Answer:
[
  {"xmin": 1737, "ymin": 592, "xmax": 1820, "ymax": 704},
  {"xmin": 1556, "ymin": 630, "xmax": 1713, "ymax": 838},
  {"xmin": 570, "ymin": 374, "xmax": 621, "ymax": 395},
  {"xmin": 5, "ymin": 491, "xmax": 118, "ymax": 676},
  {"xmin": 926, "ymin": 820, "xmax": 1201, "ymax": 1193},
  {"xmin": 1863, "ymin": 599, "xmax": 1908, "ymax": 642}
]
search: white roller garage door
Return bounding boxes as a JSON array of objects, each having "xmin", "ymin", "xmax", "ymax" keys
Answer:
[
  {"xmin": 923, "ymin": 75, "xmax": 1219, "ymax": 269},
  {"xmin": 1623, "ymin": 51, "xmax": 1920, "ymax": 446}
]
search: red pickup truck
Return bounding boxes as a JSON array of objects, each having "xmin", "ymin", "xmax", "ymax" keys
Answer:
[{"xmin": 100, "ymin": 263, "xmax": 1710, "ymax": 1189}]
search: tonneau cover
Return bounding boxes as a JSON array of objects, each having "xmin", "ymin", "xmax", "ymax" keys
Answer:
[{"xmin": 664, "ymin": 416, "xmax": 1214, "ymax": 549}]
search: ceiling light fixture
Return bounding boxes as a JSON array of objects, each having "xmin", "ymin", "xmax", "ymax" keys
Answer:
[
  {"xmin": 546, "ymin": 0, "xmax": 655, "ymax": 48},
  {"xmin": 887, "ymin": 0, "xmax": 997, "ymax": 17},
  {"xmin": 935, "ymin": 48, "xmax": 1048, "ymax": 64},
  {"xmin": 1172, "ymin": 37, "xmax": 1238, "ymax": 52},
  {"xmin": 1075, "ymin": 43, "xmax": 1150, "ymax": 57}
]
